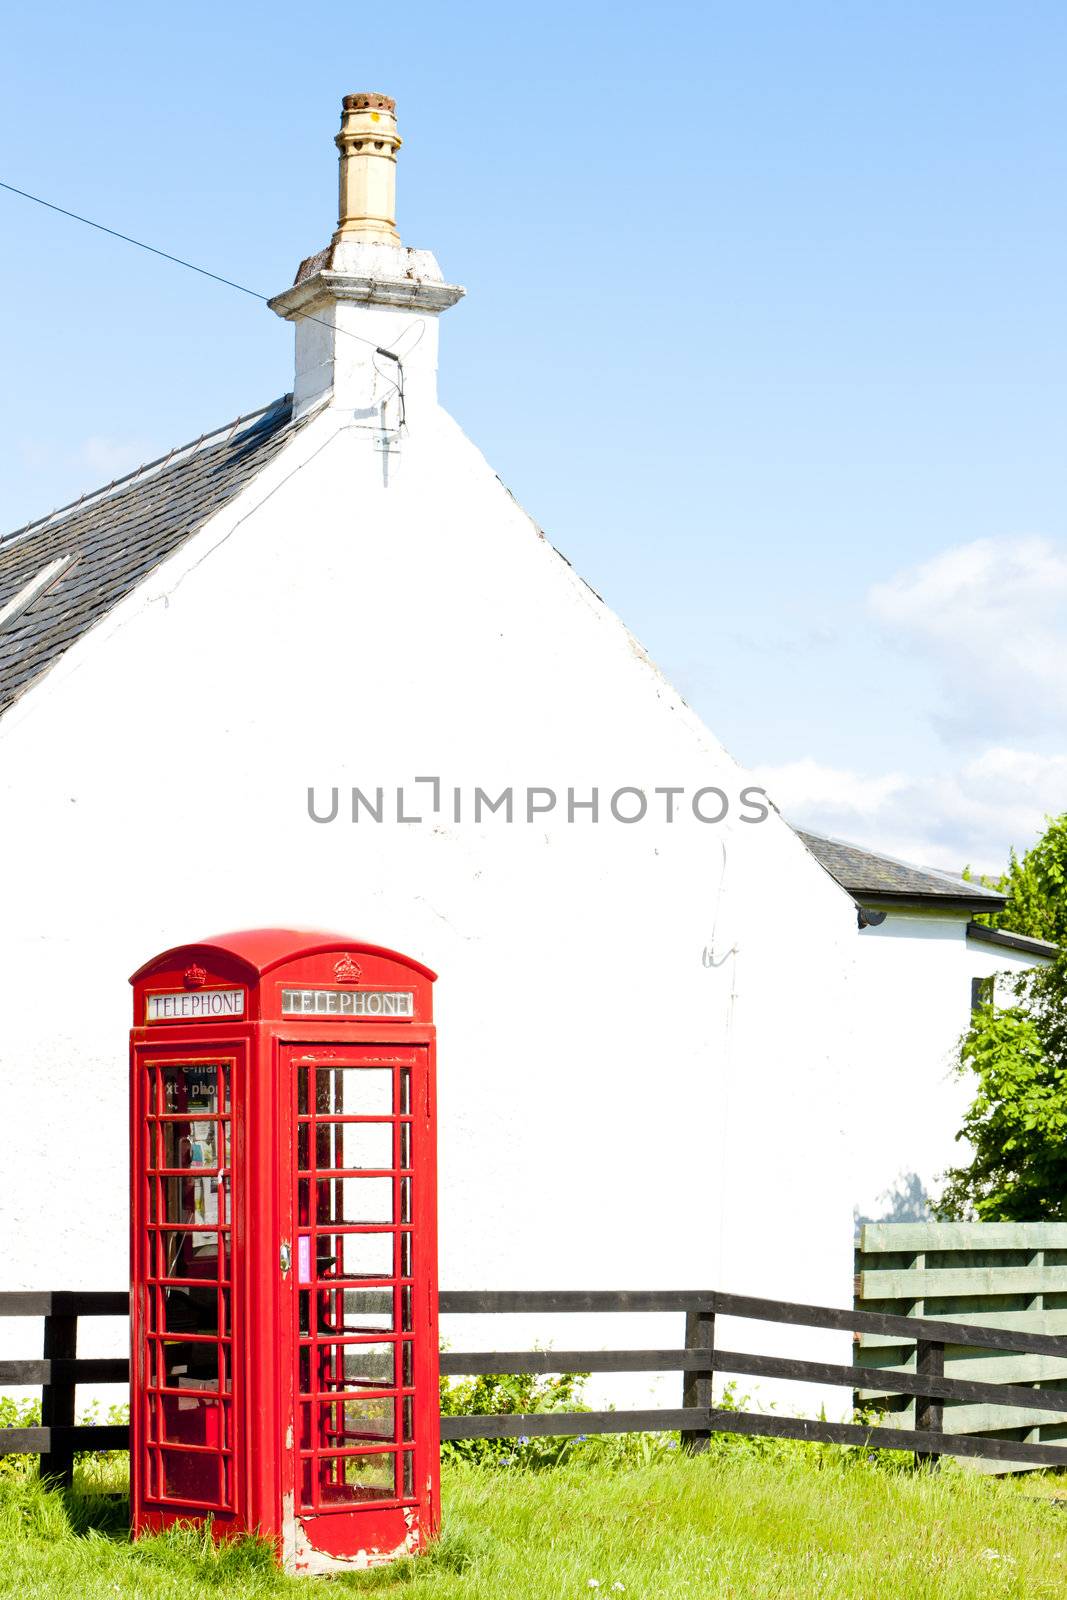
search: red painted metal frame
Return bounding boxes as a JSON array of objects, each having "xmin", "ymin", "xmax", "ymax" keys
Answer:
[{"xmin": 130, "ymin": 930, "xmax": 438, "ymax": 1572}]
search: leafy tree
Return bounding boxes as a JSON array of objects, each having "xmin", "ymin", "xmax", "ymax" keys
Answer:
[
  {"xmin": 964, "ymin": 813, "xmax": 1067, "ymax": 943},
  {"xmin": 937, "ymin": 814, "xmax": 1067, "ymax": 1220},
  {"xmin": 936, "ymin": 997, "xmax": 1067, "ymax": 1220}
]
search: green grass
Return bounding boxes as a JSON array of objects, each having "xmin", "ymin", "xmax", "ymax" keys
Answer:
[{"xmin": 2, "ymin": 1447, "xmax": 1067, "ymax": 1598}]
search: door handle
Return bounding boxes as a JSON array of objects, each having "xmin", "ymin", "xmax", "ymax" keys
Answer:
[{"xmin": 279, "ymin": 1242, "xmax": 292, "ymax": 1277}]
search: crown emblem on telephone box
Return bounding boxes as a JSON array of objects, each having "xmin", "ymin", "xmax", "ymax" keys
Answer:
[
  {"xmin": 333, "ymin": 954, "xmax": 362, "ymax": 984},
  {"xmin": 183, "ymin": 963, "xmax": 208, "ymax": 989}
]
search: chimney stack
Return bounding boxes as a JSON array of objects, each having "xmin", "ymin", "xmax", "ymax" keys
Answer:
[
  {"xmin": 270, "ymin": 95, "xmax": 464, "ymax": 421},
  {"xmin": 334, "ymin": 93, "xmax": 402, "ymax": 246}
]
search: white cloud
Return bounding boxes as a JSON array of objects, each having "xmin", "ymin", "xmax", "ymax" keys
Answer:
[
  {"xmin": 745, "ymin": 535, "xmax": 1067, "ymax": 871},
  {"xmin": 804, "ymin": 537, "xmax": 1067, "ymax": 868},
  {"xmin": 755, "ymin": 747, "xmax": 1067, "ymax": 876},
  {"xmin": 868, "ymin": 536, "xmax": 1067, "ymax": 741}
]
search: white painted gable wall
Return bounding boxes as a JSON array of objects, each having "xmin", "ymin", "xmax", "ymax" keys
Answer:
[{"xmin": 0, "ymin": 394, "xmax": 864, "ymax": 1414}]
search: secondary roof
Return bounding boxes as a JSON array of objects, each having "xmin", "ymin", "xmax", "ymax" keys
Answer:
[{"xmin": 798, "ymin": 828, "xmax": 1007, "ymax": 912}]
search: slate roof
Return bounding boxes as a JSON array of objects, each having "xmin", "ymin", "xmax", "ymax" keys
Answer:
[
  {"xmin": 0, "ymin": 394, "xmax": 296, "ymax": 719},
  {"xmin": 798, "ymin": 829, "xmax": 1006, "ymax": 909}
]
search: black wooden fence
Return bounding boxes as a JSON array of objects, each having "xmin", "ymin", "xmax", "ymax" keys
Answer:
[
  {"xmin": 5, "ymin": 1287, "xmax": 1067, "ymax": 1487},
  {"xmin": 0, "ymin": 1292, "xmax": 129, "ymax": 1484}
]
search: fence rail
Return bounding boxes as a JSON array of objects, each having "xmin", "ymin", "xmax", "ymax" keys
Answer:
[{"xmin": 4, "ymin": 1286, "xmax": 1067, "ymax": 1485}]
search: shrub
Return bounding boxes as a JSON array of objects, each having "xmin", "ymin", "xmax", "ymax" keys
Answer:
[
  {"xmin": 0, "ymin": 1396, "xmax": 42, "ymax": 1480},
  {"xmin": 440, "ymin": 1367, "xmax": 591, "ymax": 1467}
]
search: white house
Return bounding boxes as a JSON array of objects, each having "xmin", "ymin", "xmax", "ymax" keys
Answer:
[
  {"xmin": 796, "ymin": 830, "xmax": 1054, "ymax": 1224},
  {"xmin": 0, "ymin": 95, "xmax": 1049, "ymax": 1418}
]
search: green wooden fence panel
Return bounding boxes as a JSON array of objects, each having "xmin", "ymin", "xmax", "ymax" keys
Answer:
[{"xmin": 855, "ymin": 1221, "xmax": 1067, "ymax": 1472}]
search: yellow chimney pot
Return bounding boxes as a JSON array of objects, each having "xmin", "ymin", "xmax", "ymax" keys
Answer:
[{"xmin": 334, "ymin": 92, "xmax": 402, "ymax": 246}]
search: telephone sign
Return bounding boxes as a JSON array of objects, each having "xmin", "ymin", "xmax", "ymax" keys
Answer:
[
  {"xmin": 145, "ymin": 990, "xmax": 245, "ymax": 1021},
  {"xmin": 280, "ymin": 989, "xmax": 414, "ymax": 1017}
]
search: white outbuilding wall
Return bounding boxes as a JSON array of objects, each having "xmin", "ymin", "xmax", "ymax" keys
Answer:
[{"xmin": 847, "ymin": 911, "xmax": 1047, "ymax": 1220}]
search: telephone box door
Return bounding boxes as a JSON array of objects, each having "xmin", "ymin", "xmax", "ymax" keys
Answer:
[
  {"xmin": 282, "ymin": 1042, "xmax": 438, "ymax": 1566},
  {"xmin": 131, "ymin": 1047, "xmax": 242, "ymax": 1524}
]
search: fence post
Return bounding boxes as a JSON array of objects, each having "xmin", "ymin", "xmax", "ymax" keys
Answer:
[
  {"xmin": 40, "ymin": 1309, "xmax": 77, "ymax": 1488},
  {"xmin": 681, "ymin": 1308, "xmax": 715, "ymax": 1454},
  {"xmin": 914, "ymin": 1338, "xmax": 944, "ymax": 1469}
]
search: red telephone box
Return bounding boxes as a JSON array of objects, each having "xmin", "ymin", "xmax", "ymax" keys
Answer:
[{"xmin": 129, "ymin": 929, "xmax": 439, "ymax": 1574}]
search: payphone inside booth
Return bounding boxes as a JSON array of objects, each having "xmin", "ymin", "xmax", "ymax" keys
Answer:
[{"xmin": 129, "ymin": 930, "xmax": 439, "ymax": 1574}]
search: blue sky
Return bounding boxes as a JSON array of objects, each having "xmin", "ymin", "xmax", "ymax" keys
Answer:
[{"xmin": 2, "ymin": 1, "xmax": 1065, "ymax": 871}]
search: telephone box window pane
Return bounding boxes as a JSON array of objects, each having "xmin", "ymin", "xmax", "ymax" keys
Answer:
[
  {"xmin": 402, "ymin": 1342, "xmax": 413, "ymax": 1386},
  {"xmin": 320, "ymin": 1452, "xmax": 395, "ymax": 1502},
  {"xmin": 160, "ymin": 1121, "xmax": 227, "ymax": 1171},
  {"xmin": 298, "ymin": 1125, "xmax": 310, "ymax": 1170},
  {"xmin": 325, "ymin": 1396, "xmax": 395, "ymax": 1442},
  {"xmin": 334, "ymin": 1232, "xmax": 393, "ymax": 1280},
  {"xmin": 162, "ymin": 1176, "xmax": 229, "ymax": 1227},
  {"xmin": 148, "ymin": 1447, "xmax": 163, "ymax": 1501},
  {"xmin": 161, "ymin": 1449, "xmax": 222, "ymax": 1506},
  {"xmin": 161, "ymin": 1285, "xmax": 218, "ymax": 1336},
  {"xmin": 400, "ymin": 1178, "xmax": 411, "ymax": 1223},
  {"xmin": 403, "ymin": 1396, "xmax": 414, "ymax": 1440},
  {"xmin": 399, "ymin": 1071, "xmax": 411, "ymax": 1115},
  {"xmin": 158, "ymin": 1230, "xmax": 220, "ymax": 1281},
  {"xmin": 400, "ymin": 1233, "xmax": 412, "ymax": 1279},
  {"xmin": 161, "ymin": 1064, "xmax": 228, "ymax": 1116},
  {"xmin": 401, "ymin": 1286, "xmax": 413, "ymax": 1332},
  {"xmin": 161, "ymin": 1341, "xmax": 220, "ymax": 1388},
  {"xmin": 159, "ymin": 1392, "xmax": 224, "ymax": 1447},
  {"xmin": 343, "ymin": 1452, "xmax": 395, "ymax": 1496},
  {"xmin": 399, "ymin": 1123, "xmax": 410, "ymax": 1169},
  {"xmin": 334, "ymin": 1341, "xmax": 394, "ymax": 1388},
  {"xmin": 314, "ymin": 1238, "xmax": 338, "ymax": 1279},
  {"xmin": 315, "ymin": 1068, "xmax": 392, "ymax": 1117},
  {"xmin": 307, "ymin": 1177, "xmax": 393, "ymax": 1226},
  {"xmin": 318, "ymin": 1286, "xmax": 394, "ymax": 1333},
  {"xmin": 311, "ymin": 1121, "xmax": 393, "ymax": 1173},
  {"xmin": 307, "ymin": 1340, "xmax": 395, "ymax": 1393},
  {"xmin": 402, "ymin": 1451, "xmax": 414, "ymax": 1496}
]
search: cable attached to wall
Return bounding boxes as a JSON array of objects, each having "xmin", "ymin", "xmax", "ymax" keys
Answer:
[{"xmin": 373, "ymin": 347, "xmax": 406, "ymax": 430}]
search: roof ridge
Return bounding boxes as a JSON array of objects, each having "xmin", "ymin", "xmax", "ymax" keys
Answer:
[{"xmin": 0, "ymin": 393, "xmax": 293, "ymax": 551}]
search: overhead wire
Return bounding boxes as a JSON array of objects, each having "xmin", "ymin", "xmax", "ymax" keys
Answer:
[{"xmin": 0, "ymin": 177, "xmax": 407, "ymax": 420}]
